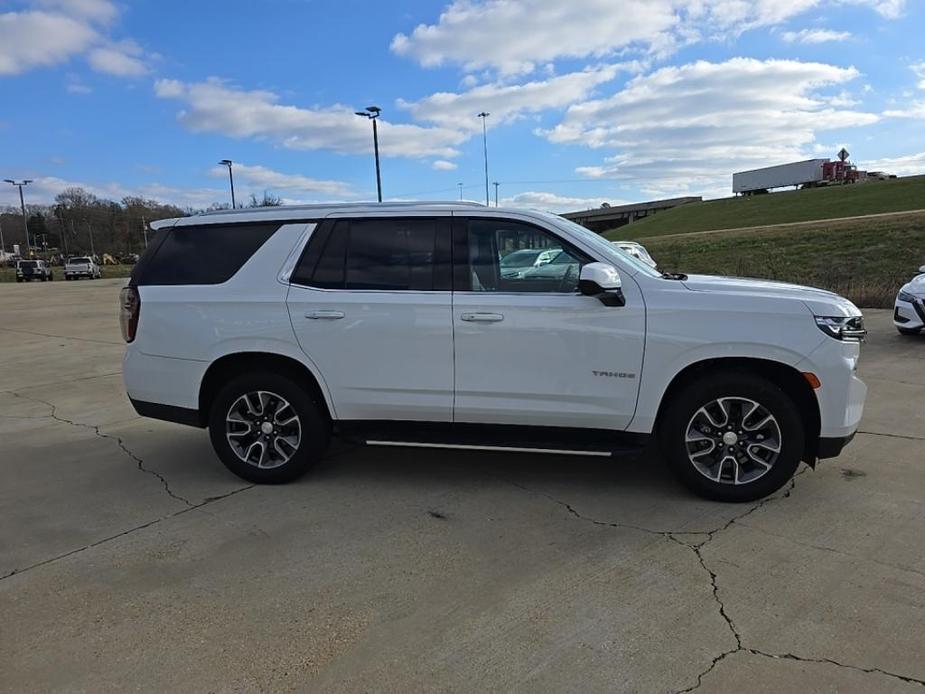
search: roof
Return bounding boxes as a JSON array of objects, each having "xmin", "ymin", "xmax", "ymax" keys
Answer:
[{"xmin": 149, "ymin": 200, "xmax": 489, "ymax": 230}]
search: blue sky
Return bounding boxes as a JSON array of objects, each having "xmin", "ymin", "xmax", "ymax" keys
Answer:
[{"xmin": 2, "ymin": 0, "xmax": 924, "ymax": 212}]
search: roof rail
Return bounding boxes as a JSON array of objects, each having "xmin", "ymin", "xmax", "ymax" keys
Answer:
[{"xmin": 196, "ymin": 200, "xmax": 486, "ymax": 217}]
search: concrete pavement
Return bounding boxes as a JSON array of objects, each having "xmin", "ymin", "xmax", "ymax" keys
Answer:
[{"xmin": 1, "ymin": 279, "xmax": 923, "ymax": 692}]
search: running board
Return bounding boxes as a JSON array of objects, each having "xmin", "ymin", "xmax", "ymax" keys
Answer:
[
  {"xmin": 366, "ymin": 440, "xmax": 613, "ymax": 457},
  {"xmin": 336, "ymin": 421, "xmax": 649, "ymax": 458}
]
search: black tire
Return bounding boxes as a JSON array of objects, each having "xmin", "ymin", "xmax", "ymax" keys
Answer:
[
  {"xmin": 208, "ymin": 370, "xmax": 330, "ymax": 484},
  {"xmin": 897, "ymin": 326, "xmax": 922, "ymax": 336},
  {"xmin": 659, "ymin": 371, "xmax": 804, "ymax": 502}
]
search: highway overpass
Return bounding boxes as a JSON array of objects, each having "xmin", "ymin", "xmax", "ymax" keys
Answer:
[{"xmin": 562, "ymin": 196, "xmax": 701, "ymax": 232}]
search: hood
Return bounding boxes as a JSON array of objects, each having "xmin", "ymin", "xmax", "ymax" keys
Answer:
[
  {"xmin": 681, "ymin": 274, "xmax": 860, "ymax": 317},
  {"xmin": 901, "ymin": 272, "xmax": 925, "ymax": 297}
]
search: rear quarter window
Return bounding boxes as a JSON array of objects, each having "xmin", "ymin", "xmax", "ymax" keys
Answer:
[{"xmin": 132, "ymin": 223, "xmax": 280, "ymax": 286}]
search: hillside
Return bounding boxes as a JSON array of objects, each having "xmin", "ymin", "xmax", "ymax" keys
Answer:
[
  {"xmin": 605, "ymin": 175, "xmax": 925, "ymax": 238},
  {"xmin": 639, "ymin": 212, "xmax": 925, "ymax": 307}
]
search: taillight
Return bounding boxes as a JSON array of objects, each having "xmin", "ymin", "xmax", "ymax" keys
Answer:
[{"xmin": 120, "ymin": 286, "xmax": 140, "ymax": 343}]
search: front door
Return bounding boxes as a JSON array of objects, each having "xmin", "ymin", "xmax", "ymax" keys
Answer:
[
  {"xmin": 452, "ymin": 217, "xmax": 645, "ymax": 430},
  {"xmin": 287, "ymin": 216, "xmax": 454, "ymax": 421}
]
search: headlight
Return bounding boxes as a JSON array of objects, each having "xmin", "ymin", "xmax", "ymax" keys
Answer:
[
  {"xmin": 815, "ymin": 315, "xmax": 866, "ymax": 342},
  {"xmin": 898, "ymin": 291, "xmax": 918, "ymax": 304}
]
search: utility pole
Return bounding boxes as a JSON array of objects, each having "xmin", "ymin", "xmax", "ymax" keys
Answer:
[
  {"xmin": 355, "ymin": 107, "xmax": 383, "ymax": 202},
  {"xmin": 141, "ymin": 215, "xmax": 148, "ymax": 247},
  {"xmin": 219, "ymin": 160, "xmax": 236, "ymax": 209},
  {"xmin": 86, "ymin": 220, "xmax": 96, "ymax": 259},
  {"xmin": 493, "ymin": 181, "xmax": 499, "ymax": 207},
  {"xmin": 0, "ymin": 218, "xmax": 5, "ymax": 254},
  {"xmin": 4, "ymin": 179, "xmax": 33, "ymax": 254},
  {"xmin": 477, "ymin": 112, "xmax": 490, "ymax": 206}
]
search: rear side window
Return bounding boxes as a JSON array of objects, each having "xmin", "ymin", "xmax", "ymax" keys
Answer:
[
  {"xmin": 292, "ymin": 218, "xmax": 450, "ymax": 291},
  {"xmin": 132, "ymin": 223, "xmax": 279, "ymax": 286}
]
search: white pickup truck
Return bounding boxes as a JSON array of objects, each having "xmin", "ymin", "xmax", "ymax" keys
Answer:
[{"xmin": 64, "ymin": 256, "xmax": 101, "ymax": 280}]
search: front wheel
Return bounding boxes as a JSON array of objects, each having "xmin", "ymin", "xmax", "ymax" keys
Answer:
[
  {"xmin": 897, "ymin": 326, "xmax": 922, "ymax": 336},
  {"xmin": 659, "ymin": 371, "xmax": 805, "ymax": 502},
  {"xmin": 208, "ymin": 371, "xmax": 330, "ymax": 484}
]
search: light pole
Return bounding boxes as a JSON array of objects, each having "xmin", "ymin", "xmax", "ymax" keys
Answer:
[
  {"xmin": 458, "ymin": 182, "xmax": 464, "ymax": 200},
  {"xmin": 355, "ymin": 106, "xmax": 382, "ymax": 202},
  {"xmin": 218, "ymin": 160, "xmax": 236, "ymax": 209},
  {"xmin": 493, "ymin": 181, "xmax": 499, "ymax": 207},
  {"xmin": 86, "ymin": 220, "xmax": 96, "ymax": 259},
  {"xmin": 0, "ymin": 219, "xmax": 5, "ymax": 254},
  {"xmin": 4, "ymin": 179, "xmax": 33, "ymax": 254},
  {"xmin": 477, "ymin": 112, "xmax": 490, "ymax": 206}
]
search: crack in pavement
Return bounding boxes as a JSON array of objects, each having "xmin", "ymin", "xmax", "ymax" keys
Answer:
[
  {"xmin": 0, "ymin": 485, "xmax": 254, "ymax": 583},
  {"xmin": 0, "ymin": 326, "xmax": 123, "ymax": 346},
  {"xmin": 857, "ymin": 430, "xmax": 925, "ymax": 442},
  {"xmin": 11, "ymin": 392, "xmax": 193, "ymax": 507},
  {"xmin": 503, "ymin": 469, "xmax": 925, "ymax": 691}
]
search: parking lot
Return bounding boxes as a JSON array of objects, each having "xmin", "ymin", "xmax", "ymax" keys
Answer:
[{"xmin": 1, "ymin": 278, "xmax": 923, "ymax": 693}]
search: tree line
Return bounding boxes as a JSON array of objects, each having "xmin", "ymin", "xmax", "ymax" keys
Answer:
[{"xmin": 0, "ymin": 188, "xmax": 283, "ymax": 258}]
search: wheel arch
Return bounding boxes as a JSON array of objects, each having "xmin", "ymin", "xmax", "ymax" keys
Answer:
[
  {"xmin": 199, "ymin": 352, "xmax": 333, "ymax": 425},
  {"xmin": 654, "ymin": 357, "xmax": 821, "ymax": 464}
]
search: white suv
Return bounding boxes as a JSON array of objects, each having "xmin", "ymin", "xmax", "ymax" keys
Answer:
[{"xmin": 121, "ymin": 203, "xmax": 867, "ymax": 501}]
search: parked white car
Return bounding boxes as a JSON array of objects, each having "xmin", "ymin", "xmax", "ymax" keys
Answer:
[
  {"xmin": 612, "ymin": 241, "xmax": 657, "ymax": 268},
  {"xmin": 122, "ymin": 203, "xmax": 867, "ymax": 502},
  {"xmin": 64, "ymin": 256, "xmax": 101, "ymax": 280},
  {"xmin": 893, "ymin": 265, "xmax": 925, "ymax": 335}
]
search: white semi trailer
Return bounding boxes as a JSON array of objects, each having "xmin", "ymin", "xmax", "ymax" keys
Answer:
[{"xmin": 733, "ymin": 159, "xmax": 828, "ymax": 194}]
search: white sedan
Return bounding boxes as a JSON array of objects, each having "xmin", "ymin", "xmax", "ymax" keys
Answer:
[{"xmin": 894, "ymin": 265, "xmax": 925, "ymax": 335}]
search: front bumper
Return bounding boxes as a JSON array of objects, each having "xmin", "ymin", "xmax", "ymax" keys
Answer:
[{"xmin": 894, "ymin": 296, "xmax": 925, "ymax": 329}]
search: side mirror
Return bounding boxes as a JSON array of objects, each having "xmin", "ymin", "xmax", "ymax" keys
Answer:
[
  {"xmin": 919, "ymin": 265, "xmax": 925, "ymax": 274},
  {"xmin": 579, "ymin": 262, "xmax": 625, "ymax": 307}
]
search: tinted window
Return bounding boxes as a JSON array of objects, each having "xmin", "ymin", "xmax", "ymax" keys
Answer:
[
  {"xmin": 292, "ymin": 218, "xmax": 449, "ymax": 291},
  {"xmin": 133, "ymin": 223, "xmax": 279, "ymax": 286},
  {"xmin": 466, "ymin": 219, "xmax": 589, "ymax": 293}
]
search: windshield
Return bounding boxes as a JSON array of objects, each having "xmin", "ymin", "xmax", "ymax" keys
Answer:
[
  {"xmin": 69, "ymin": 257, "xmax": 91, "ymax": 264},
  {"xmin": 540, "ymin": 212, "xmax": 663, "ymax": 278}
]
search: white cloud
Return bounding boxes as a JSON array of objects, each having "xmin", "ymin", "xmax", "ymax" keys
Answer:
[
  {"xmin": 0, "ymin": 1, "xmax": 150, "ymax": 77},
  {"xmin": 544, "ymin": 58, "xmax": 878, "ymax": 195},
  {"xmin": 209, "ymin": 163, "xmax": 356, "ymax": 198},
  {"xmin": 390, "ymin": 0, "xmax": 904, "ymax": 75},
  {"xmin": 883, "ymin": 102, "xmax": 925, "ymax": 119},
  {"xmin": 0, "ymin": 175, "xmax": 226, "ymax": 209},
  {"xmin": 860, "ymin": 150, "xmax": 925, "ymax": 176},
  {"xmin": 154, "ymin": 78, "xmax": 468, "ymax": 159},
  {"xmin": 782, "ymin": 28, "xmax": 851, "ymax": 43},
  {"xmin": 502, "ymin": 191, "xmax": 629, "ymax": 212},
  {"xmin": 431, "ymin": 160, "xmax": 458, "ymax": 171},
  {"xmin": 87, "ymin": 39, "xmax": 147, "ymax": 76},
  {"xmin": 66, "ymin": 81, "xmax": 92, "ymax": 94},
  {"xmin": 911, "ymin": 61, "xmax": 925, "ymax": 90},
  {"xmin": 0, "ymin": 10, "xmax": 97, "ymax": 75},
  {"xmin": 398, "ymin": 64, "xmax": 627, "ymax": 128}
]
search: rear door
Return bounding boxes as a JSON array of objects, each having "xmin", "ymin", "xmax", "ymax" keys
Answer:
[
  {"xmin": 451, "ymin": 216, "xmax": 646, "ymax": 430},
  {"xmin": 286, "ymin": 216, "xmax": 455, "ymax": 422}
]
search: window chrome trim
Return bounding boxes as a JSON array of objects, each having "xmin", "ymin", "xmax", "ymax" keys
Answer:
[{"xmin": 277, "ymin": 223, "xmax": 316, "ymax": 285}]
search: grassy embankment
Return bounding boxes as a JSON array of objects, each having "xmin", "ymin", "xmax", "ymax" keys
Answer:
[{"xmin": 603, "ymin": 177, "xmax": 925, "ymax": 307}]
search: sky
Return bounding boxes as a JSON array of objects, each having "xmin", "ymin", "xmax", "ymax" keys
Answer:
[{"xmin": 1, "ymin": 0, "xmax": 925, "ymax": 213}]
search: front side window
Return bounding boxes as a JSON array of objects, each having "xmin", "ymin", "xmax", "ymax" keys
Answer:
[
  {"xmin": 292, "ymin": 218, "xmax": 450, "ymax": 291},
  {"xmin": 465, "ymin": 219, "xmax": 589, "ymax": 293}
]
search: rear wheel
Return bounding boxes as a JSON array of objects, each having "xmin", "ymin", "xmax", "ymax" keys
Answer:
[
  {"xmin": 659, "ymin": 371, "xmax": 804, "ymax": 502},
  {"xmin": 208, "ymin": 371, "xmax": 330, "ymax": 484}
]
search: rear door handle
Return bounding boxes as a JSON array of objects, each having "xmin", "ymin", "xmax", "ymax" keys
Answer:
[
  {"xmin": 305, "ymin": 310, "xmax": 345, "ymax": 320},
  {"xmin": 460, "ymin": 312, "xmax": 504, "ymax": 323}
]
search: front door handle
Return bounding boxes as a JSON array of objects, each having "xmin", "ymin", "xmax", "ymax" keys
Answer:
[
  {"xmin": 460, "ymin": 312, "xmax": 504, "ymax": 323},
  {"xmin": 305, "ymin": 310, "xmax": 345, "ymax": 320}
]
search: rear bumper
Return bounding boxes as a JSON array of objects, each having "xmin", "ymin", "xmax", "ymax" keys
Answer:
[
  {"xmin": 130, "ymin": 398, "xmax": 203, "ymax": 428},
  {"xmin": 817, "ymin": 432, "xmax": 856, "ymax": 460}
]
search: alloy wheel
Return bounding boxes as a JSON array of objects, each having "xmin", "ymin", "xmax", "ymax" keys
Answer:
[{"xmin": 225, "ymin": 390, "xmax": 302, "ymax": 469}]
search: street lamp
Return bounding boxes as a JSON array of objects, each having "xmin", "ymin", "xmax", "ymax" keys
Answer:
[
  {"xmin": 458, "ymin": 182, "xmax": 464, "ymax": 200},
  {"xmin": 355, "ymin": 106, "xmax": 383, "ymax": 202},
  {"xmin": 4, "ymin": 179, "xmax": 33, "ymax": 254},
  {"xmin": 477, "ymin": 112, "xmax": 490, "ymax": 206},
  {"xmin": 493, "ymin": 181, "xmax": 500, "ymax": 207},
  {"xmin": 218, "ymin": 160, "xmax": 236, "ymax": 209}
]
